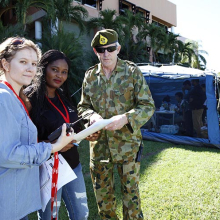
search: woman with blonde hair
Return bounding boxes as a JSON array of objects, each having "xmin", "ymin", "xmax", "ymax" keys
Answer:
[{"xmin": 0, "ymin": 37, "xmax": 75, "ymax": 220}]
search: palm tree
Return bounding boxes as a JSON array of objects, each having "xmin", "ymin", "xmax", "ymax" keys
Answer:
[
  {"xmin": 139, "ymin": 23, "xmax": 167, "ymax": 62},
  {"xmin": 178, "ymin": 40, "xmax": 207, "ymax": 69},
  {"xmin": 116, "ymin": 9, "xmax": 148, "ymax": 62},
  {"xmin": 177, "ymin": 41, "xmax": 194, "ymax": 67},
  {"xmin": 162, "ymin": 32, "xmax": 180, "ymax": 64},
  {"xmin": 186, "ymin": 40, "xmax": 208, "ymax": 69},
  {"xmin": 115, "ymin": 9, "xmax": 145, "ymax": 43},
  {"xmin": 52, "ymin": 0, "xmax": 88, "ymax": 34},
  {"xmin": 86, "ymin": 9, "xmax": 120, "ymax": 33},
  {"xmin": 0, "ymin": 0, "xmax": 88, "ymax": 35},
  {"xmin": 0, "ymin": 0, "xmax": 54, "ymax": 31},
  {"xmin": 87, "ymin": 9, "xmax": 149, "ymax": 62},
  {"xmin": 119, "ymin": 39, "xmax": 149, "ymax": 63},
  {"xmin": 0, "ymin": 21, "xmax": 25, "ymax": 42},
  {"xmin": 0, "ymin": 0, "xmax": 13, "ymax": 18}
]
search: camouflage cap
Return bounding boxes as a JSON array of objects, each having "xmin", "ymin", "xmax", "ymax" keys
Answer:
[{"xmin": 91, "ymin": 29, "xmax": 118, "ymax": 48}]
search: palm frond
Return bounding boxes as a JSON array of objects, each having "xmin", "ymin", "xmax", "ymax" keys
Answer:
[{"xmin": 0, "ymin": 22, "xmax": 26, "ymax": 42}]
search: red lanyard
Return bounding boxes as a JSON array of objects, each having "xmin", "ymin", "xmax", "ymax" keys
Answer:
[
  {"xmin": 46, "ymin": 92, "xmax": 70, "ymax": 220},
  {"xmin": 0, "ymin": 80, "xmax": 30, "ymax": 119},
  {"xmin": 46, "ymin": 93, "xmax": 70, "ymax": 123},
  {"xmin": 51, "ymin": 152, "xmax": 59, "ymax": 220}
]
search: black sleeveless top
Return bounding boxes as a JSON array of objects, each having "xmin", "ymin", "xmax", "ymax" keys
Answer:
[{"xmin": 29, "ymin": 94, "xmax": 81, "ymax": 169}]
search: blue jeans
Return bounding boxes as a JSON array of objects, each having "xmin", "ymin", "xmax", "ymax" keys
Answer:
[
  {"xmin": 62, "ymin": 163, "xmax": 89, "ymax": 220},
  {"xmin": 38, "ymin": 187, "xmax": 62, "ymax": 220},
  {"xmin": 38, "ymin": 163, "xmax": 88, "ymax": 220}
]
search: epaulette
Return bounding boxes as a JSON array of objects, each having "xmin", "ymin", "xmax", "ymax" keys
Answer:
[
  {"xmin": 85, "ymin": 64, "xmax": 99, "ymax": 77},
  {"xmin": 125, "ymin": 60, "xmax": 138, "ymax": 73},
  {"xmin": 125, "ymin": 60, "xmax": 137, "ymax": 67}
]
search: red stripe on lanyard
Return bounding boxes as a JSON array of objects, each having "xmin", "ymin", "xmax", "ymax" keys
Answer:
[
  {"xmin": 46, "ymin": 92, "xmax": 70, "ymax": 220},
  {"xmin": 46, "ymin": 93, "xmax": 70, "ymax": 123},
  {"xmin": 0, "ymin": 80, "xmax": 30, "ymax": 119},
  {"xmin": 51, "ymin": 152, "xmax": 59, "ymax": 220}
]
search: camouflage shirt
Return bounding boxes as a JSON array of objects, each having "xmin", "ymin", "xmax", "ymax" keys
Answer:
[{"xmin": 78, "ymin": 58, "xmax": 155, "ymax": 163}]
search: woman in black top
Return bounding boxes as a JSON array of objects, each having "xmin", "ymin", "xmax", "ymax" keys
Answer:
[{"xmin": 24, "ymin": 50, "xmax": 89, "ymax": 220}]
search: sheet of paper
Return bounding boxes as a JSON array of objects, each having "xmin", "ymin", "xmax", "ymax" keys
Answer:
[
  {"xmin": 39, "ymin": 154, "xmax": 77, "ymax": 211},
  {"xmin": 73, "ymin": 118, "xmax": 114, "ymax": 142}
]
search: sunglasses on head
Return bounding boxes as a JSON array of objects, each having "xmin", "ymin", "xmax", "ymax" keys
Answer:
[
  {"xmin": 11, "ymin": 38, "xmax": 24, "ymax": 46},
  {"xmin": 3, "ymin": 38, "xmax": 25, "ymax": 56},
  {"xmin": 95, "ymin": 45, "xmax": 117, "ymax": 53}
]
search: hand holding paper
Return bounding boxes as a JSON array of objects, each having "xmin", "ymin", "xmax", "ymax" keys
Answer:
[
  {"xmin": 48, "ymin": 114, "xmax": 128, "ymax": 144},
  {"xmin": 104, "ymin": 114, "xmax": 128, "ymax": 131},
  {"xmin": 85, "ymin": 113, "xmax": 103, "ymax": 141},
  {"xmin": 73, "ymin": 118, "xmax": 114, "ymax": 142}
]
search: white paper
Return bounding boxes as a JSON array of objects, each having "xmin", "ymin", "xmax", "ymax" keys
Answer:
[
  {"xmin": 73, "ymin": 118, "xmax": 114, "ymax": 142},
  {"xmin": 39, "ymin": 154, "xmax": 77, "ymax": 211}
]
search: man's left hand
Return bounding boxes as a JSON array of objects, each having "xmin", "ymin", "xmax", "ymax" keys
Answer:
[{"xmin": 104, "ymin": 114, "xmax": 128, "ymax": 131}]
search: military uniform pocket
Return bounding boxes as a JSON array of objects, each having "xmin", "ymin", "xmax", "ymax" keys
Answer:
[
  {"xmin": 113, "ymin": 89, "xmax": 133, "ymax": 112},
  {"xmin": 90, "ymin": 93, "xmax": 102, "ymax": 109}
]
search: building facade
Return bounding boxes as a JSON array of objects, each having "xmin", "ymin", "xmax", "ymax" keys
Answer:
[
  {"xmin": 1, "ymin": 0, "xmax": 176, "ymax": 40},
  {"xmin": 70, "ymin": 0, "xmax": 177, "ymax": 53},
  {"xmin": 1, "ymin": 0, "xmax": 177, "ymax": 62},
  {"xmin": 74, "ymin": 0, "xmax": 176, "ymax": 29}
]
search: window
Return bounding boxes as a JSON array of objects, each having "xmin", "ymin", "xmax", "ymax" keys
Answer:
[
  {"xmin": 136, "ymin": 7, "xmax": 150, "ymax": 23},
  {"xmin": 119, "ymin": 1, "xmax": 150, "ymax": 22},
  {"xmin": 119, "ymin": 2, "xmax": 130, "ymax": 15},
  {"xmin": 119, "ymin": 0, "xmax": 137, "ymax": 15},
  {"xmin": 81, "ymin": 0, "xmax": 97, "ymax": 8},
  {"xmin": 152, "ymin": 20, "xmax": 168, "ymax": 32},
  {"xmin": 136, "ymin": 10, "xmax": 144, "ymax": 17}
]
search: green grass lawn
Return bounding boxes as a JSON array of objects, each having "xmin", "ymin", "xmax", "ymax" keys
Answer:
[{"xmin": 29, "ymin": 140, "xmax": 220, "ymax": 220}]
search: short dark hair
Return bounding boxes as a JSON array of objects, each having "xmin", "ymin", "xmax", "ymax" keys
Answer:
[
  {"xmin": 175, "ymin": 92, "xmax": 183, "ymax": 99},
  {"xmin": 183, "ymin": 80, "xmax": 191, "ymax": 86},
  {"xmin": 163, "ymin": 95, "xmax": 170, "ymax": 102}
]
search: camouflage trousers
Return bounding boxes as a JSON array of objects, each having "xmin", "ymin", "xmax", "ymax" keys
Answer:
[{"xmin": 90, "ymin": 160, "xmax": 143, "ymax": 220}]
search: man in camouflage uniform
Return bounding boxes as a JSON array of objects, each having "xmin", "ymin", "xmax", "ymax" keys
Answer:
[{"xmin": 78, "ymin": 29, "xmax": 155, "ymax": 219}]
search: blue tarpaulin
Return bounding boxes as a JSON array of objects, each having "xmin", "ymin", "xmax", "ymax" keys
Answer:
[{"xmin": 140, "ymin": 65, "xmax": 220, "ymax": 148}]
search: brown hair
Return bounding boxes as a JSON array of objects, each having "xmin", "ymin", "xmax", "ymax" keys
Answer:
[{"xmin": 0, "ymin": 37, "xmax": 42, "ymax": 75}]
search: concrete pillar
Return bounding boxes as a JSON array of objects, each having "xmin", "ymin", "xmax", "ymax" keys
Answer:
[
  {"xmin": 171, "ymin": 26, "xmax": 176, "ymax": 34},
  {"xmin": 35, "ymin": 21, "xmax": 42, "ymax": 40}
]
